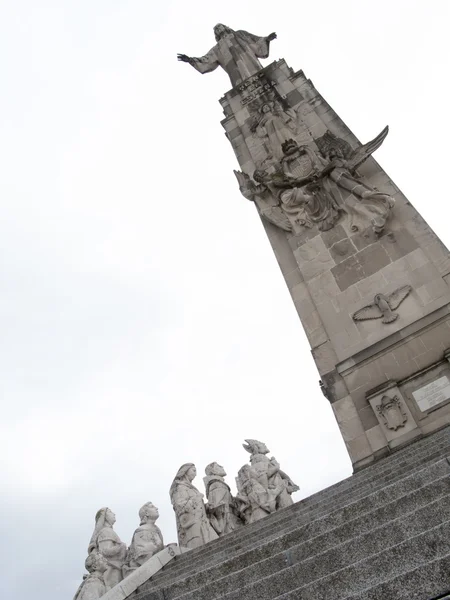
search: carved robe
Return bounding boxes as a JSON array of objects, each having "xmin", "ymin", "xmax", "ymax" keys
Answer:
[
  {"xmin": 254, "ymin": 106, "xmax": 297, "ymax": 160},
  {"xmin": 238, "ymin": 474, "xmax": 278, "ymax": 524},
  {"xmin": 188, "ymin": 30, "xmax": 271, "ymax": 87},
  {"xmin": 123, "ymin": 523, "xmax": 164, "ymax": 576},
  {"xmin": 279, "ymin": 184, "xmax": 341, "ymax": 231},
  {"xmin": 204, "ymin": 475, "xmax": 242, "ymax": 535},
  {"xmin": 171, "ymin": 481, "xmax": 218, "ymax": 549},
  {"xmin": 324, "ymin": 157, "xmax": 394, "ymax": 233},
  {"xmin": 96, "ymin": 527, "xmax": 126, "ymax": 590},
  {"xmin": 73, "ymin": 574, "xmax": 105, "ymax": 600},
  {"xmin": 250, "ymin": 454, "xmax": 296, "ymax": 509}
]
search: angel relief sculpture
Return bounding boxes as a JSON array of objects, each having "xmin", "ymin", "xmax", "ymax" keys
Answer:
[
  {"xmin": 317, "ymin": 127, "xmax": 395, "ymax": 234},
  {"xmin": 250, "ymin": 101, "xmax": 300, "ymax": 161},
  {"xmin": 235, "ymin": 126, "xmax": 395, "ymax": 236}
]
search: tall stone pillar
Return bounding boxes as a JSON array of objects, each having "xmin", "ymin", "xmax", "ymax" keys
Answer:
[
  {"xmin": 220, "ymin": 59, "xmax": 450, "ymax": 471},
  {"xmin": 178, "ymin": 28, "xmax": 450, "ymax": 471}
]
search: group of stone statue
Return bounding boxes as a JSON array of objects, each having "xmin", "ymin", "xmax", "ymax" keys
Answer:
[
  {"xmin": 169, "ymin": 439, "xmax": 299, "ymax": 549},
  {"xmin": 179, "ymin": 24, "xmax": 395, "ymax": 237},
  {"xmin": 73, "ymin": 439, "xmax": 298, "ymax": 599},
  {"xmin": 73, "ymin": 503, "xmax": 163, "ymax": 600}
]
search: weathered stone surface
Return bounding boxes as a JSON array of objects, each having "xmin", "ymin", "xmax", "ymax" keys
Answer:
[
  {"xmin": 331, "ymin": 255, "xmax": 365, "ymax": 291},
  {"xmin": 357, "ymin": 244, "xmax": 391, "ymax": 278}
]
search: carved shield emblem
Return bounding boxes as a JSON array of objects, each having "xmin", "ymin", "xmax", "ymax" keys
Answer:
[
  {"xmin": 287, "ymin": 152, "xmax": 314, "ymax": 178},
  {"xmin": 376, "ymin": 395, "xmax": 407, "ymax": 431}
]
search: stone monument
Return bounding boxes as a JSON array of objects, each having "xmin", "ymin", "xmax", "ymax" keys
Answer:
[{"xmin": 179, "ymin": 23, "xmax": 450, "ymax": 472}]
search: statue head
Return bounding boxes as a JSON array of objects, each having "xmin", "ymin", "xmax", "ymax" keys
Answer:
[
  {"xmin": 281, "ymin": 139, "xmax": 299, "ymax": 156},
  {"xmin": 85, "ymin": 550, "xmax": 107, "ymax": 574},
  {"xmin": 139, "ymin": 502, "xmax": 159, "ymax": 525},
  {"xmin": 243, "ymin": 439, "xmax": 270, "ymax": 455},
  {"xmin": 205, "ymin": 462, "xmax": 226, "ymax": 477},
  {"xmin": 170, "ymin": 463, "xmax": 196, "ymax": 498},
  {"xmin": 214, "ymin": 23, "xmax": 233, "ymax": 41},
  {"xmin": 88, "ymin": 507, "xmax": 115, "ymax": 554}
]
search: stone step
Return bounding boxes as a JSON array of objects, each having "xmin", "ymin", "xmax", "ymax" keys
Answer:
[
  {"xmin": 226, "ymin": 519, "xmax": 450, "ymax": 600},
  {"xmin": 300, "ymin": 425, "xmax": 450, "ymax": 502},
  {"xmin": 335, "ymin": 554, "xmax": 450, "ymax": 600},
  {"xmin": 201, "ymin": 439, "xmax": 450, "ymax": 554},
  {"xmin": 135, "ymin": 458, "xmax": 450, "ymax": 598},
  {"xmin": 200, "ymin": 453, "xmax": 450, "ymax": 563},
  {"xmin": 295, "ymin": 431, "xmax": 450, "ymax": 509},
  {"xmin": 155, "ymin": 474, "xmax": 450, "ymax": 600},
  {"xmin": 153, "ymin": 434, "xmax": 450, "ymax": 587},
  {"xmin": 158, "ymin": 483, "xmax": 450, "ymax": 600},
  {"xmin": 155, "ymin": 455, "xmax": 450, "ymax": 583}
]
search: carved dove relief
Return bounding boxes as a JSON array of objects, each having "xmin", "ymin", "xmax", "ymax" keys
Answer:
[{"xmin": 352, "ymin": 285, "xmax": 412, "ymax": 324}]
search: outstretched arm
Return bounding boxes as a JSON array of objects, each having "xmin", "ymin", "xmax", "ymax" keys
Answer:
[{"xmin": 177, "ymin": 47, "xmax": 220, "ymax": 75}]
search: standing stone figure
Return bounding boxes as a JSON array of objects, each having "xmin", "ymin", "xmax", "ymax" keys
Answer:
[
  {"xmin": 251, "ymin": 101, "xmax": 299, "ymax": 161},
  {"xmin": 169, "ymin": 463, "xmax": 218, "ymax": 549},
  {"xmin": 235, "ymin": 464, "xmax": 282, "ymax": 524},
  {"xmin": 204, "ymin": 462, "xmax": 243, "ymax": 536},
  {"xmin": 123, "ymin": 502, "xmax": 164, "ymax": 577},
  {"xmin": 73, "ymin": 551, "xmax": 107, "ymax": 600},
  {"xmin": 177, "ymin": 24, "xmax": 276, "ymax": 87},
  {"xmin": 88, "ymin": 507, "xmax": 127, "ymax": 591},
  {"xmin": 242, "ymin": 439, "xmax": 299, "ymax": 509}
]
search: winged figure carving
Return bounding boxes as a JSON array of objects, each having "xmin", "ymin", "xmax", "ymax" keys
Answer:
[
  {"xmin": 234, "ymin": 170, "xmax": 292, "ymax": 232},
  {"xmin": 352, "ymin": 285, "xmax": 412, "ymax": 324},
  {"xmin": 346, "ymin": 125, "xmax": 389, "ymax": 172}
]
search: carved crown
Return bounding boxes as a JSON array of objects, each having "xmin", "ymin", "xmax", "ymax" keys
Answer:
[{"xmin": 281, "ymin": 139, "xmax": 298, "ymax": 154}]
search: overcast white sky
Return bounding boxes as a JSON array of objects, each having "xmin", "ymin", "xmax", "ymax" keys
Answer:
[{"xmin": 0, "ymin": 1, "xmax": 449, "ymax": 598}]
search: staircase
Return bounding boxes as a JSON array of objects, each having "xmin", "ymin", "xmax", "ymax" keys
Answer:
[{"xmin": 129, "ymin": 426, "xmax": 450, "ymax": 600}]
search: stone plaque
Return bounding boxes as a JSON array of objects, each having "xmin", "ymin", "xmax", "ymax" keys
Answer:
[{"xmin": 412, "ymin": 376, "xmax": 450, "ymax": 412}]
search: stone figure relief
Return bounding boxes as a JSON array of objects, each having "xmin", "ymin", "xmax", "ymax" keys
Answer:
[
  {"xmin": 317, "ymin": 126, "xmax": 395, "ymax": 235},
  {"xmin": 177, "ymin": 24, "xmax": 276, "ymax": 88},
  {"xmin": 204, "ymin": 462, "xmax": 243, "ymax": 536},
  {"xmin": 376, "ymin": 395, "xmax": 408, "ymax": 431},
  {"xmin": 88, "ymin": 507, "xmax": 127, "ymax": 591},
  {"xmin": 123, "ymin": 502, "xmax": 164, "ymax": 577},
  {"xmin": 250, "ymin": 100, "xmax": 300, "ymax": 161},
  {"xmin": 277, "ymin": 139, "xmax": 342, "ymax": 231},
  {"xmin": 315, "ymin": 130, "xmax": 353, "ymax": 162},
  {"xmin": 352, "ymin": 285, "xmax": 412, "ymax": 324},
  {"xmin": 235, "ymin": 127, "xmax": 395, "ymax": 236},
  {"xmin": 241, "ymin": 439, "xmax": 299, "ymax": 511},
  {"xmin": 170, "ymin": 463, "xmax": 218, "ymax": 549},
  {"xmin": 234, "ymin": 169, "xmax": 293, "ymax": 232},
  {"xmin": 73, "ymin": 551, "xmax": 107, "ymax": 600}
]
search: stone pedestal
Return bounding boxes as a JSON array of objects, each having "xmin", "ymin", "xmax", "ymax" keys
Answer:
[{"xmin": 221, "ymin": 59, "xmax": 450, "ymax": 470}]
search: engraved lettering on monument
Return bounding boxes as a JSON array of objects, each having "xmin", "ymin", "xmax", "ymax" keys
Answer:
[
  {"xmin": 238, "ymin": 73, "xmax": 277, "ymax": 106},
  {"xmin": 412, "ymin": 376, "xmax": 450, "ymax": 412}
]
